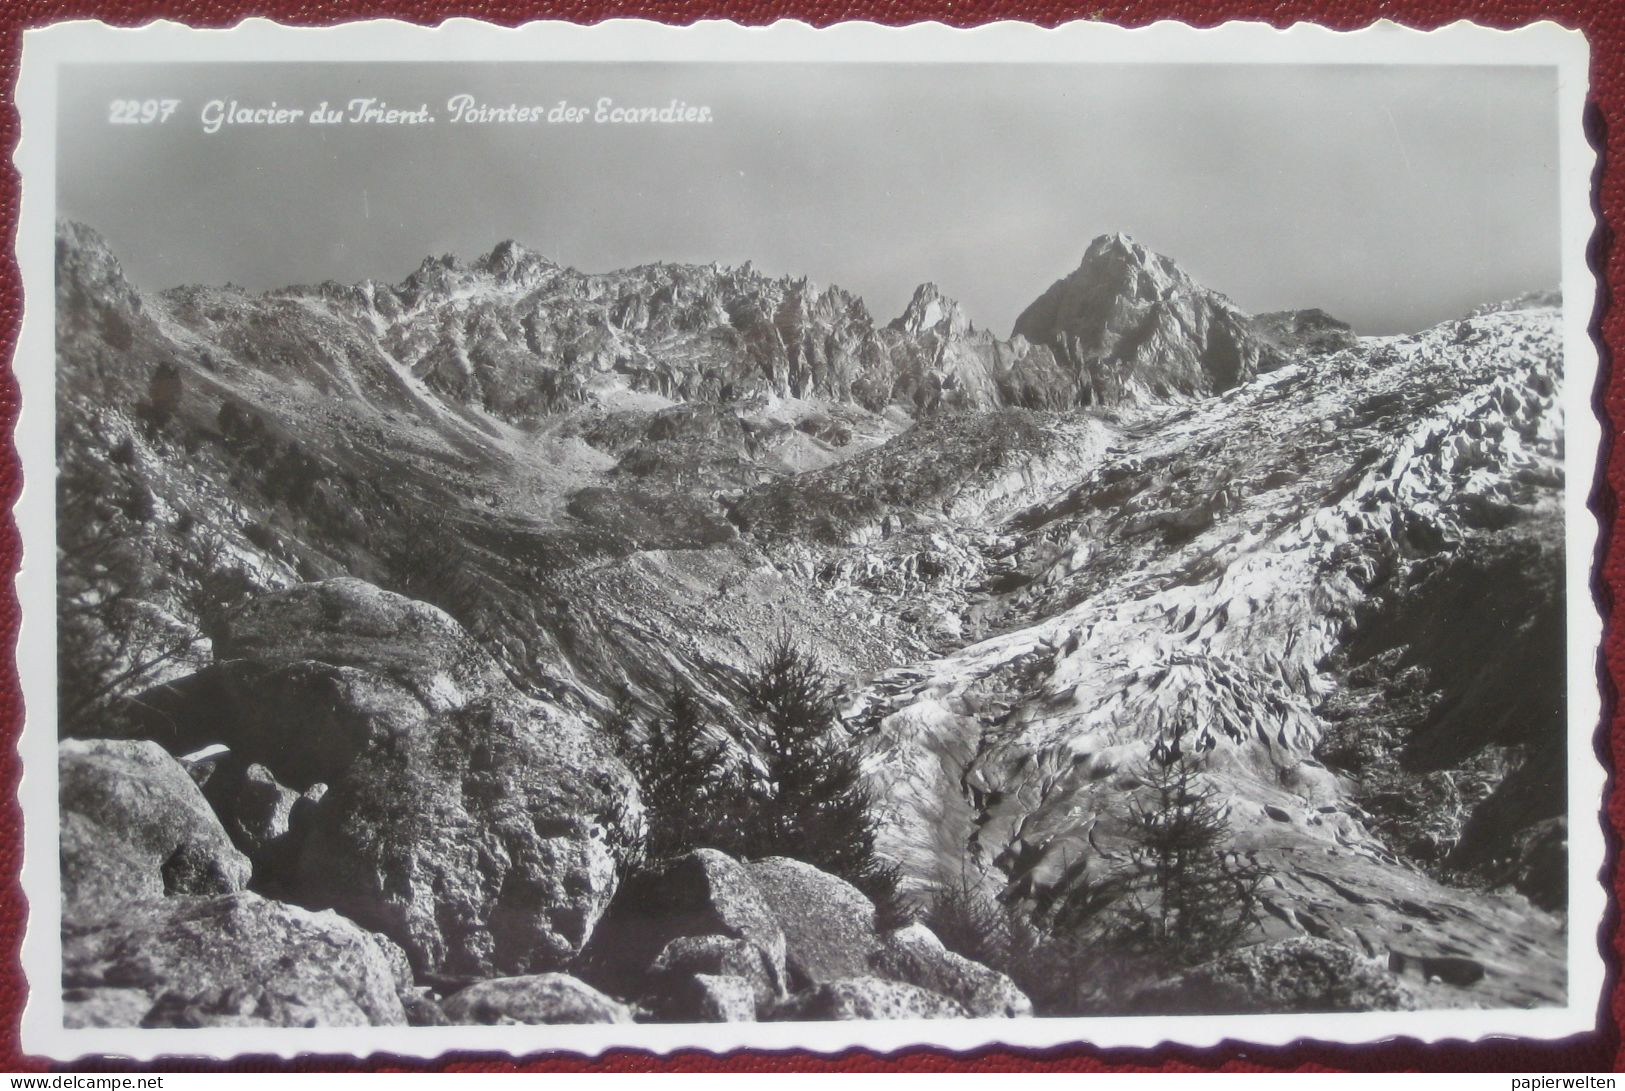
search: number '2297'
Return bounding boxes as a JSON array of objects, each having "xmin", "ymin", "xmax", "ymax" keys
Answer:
[{"xmin": 108, "ymin": 99, "xmax": 180, "ymax": 124}]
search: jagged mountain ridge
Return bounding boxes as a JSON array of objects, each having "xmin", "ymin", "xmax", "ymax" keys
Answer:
[
  {"xmin": 156, "ymin": 224, "xmax": 1329, "ymax": 426},
  {"xmin": 55, "ymin": 219, "xmax": 1566, "ymax": 1012}
]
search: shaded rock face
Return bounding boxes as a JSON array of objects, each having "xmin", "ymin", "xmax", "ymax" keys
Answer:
[
  {"xmin": 59, "ymin": 739, "xmax": 250, "ymax": 921},
  {"xmin": 1127, "ymin": 937, "xmax": 1417, "ymax": 1015},
  {"xmin": 294, "ymin": 693, "xmax": 638, "ymax": 976},
  {"xmin": 1012, "ymin": 233, "xmax": 1288, "ymax": 405},
  {"xmin": 441, "ymin": 974, "xmax": 633, "ymax": 1025},
  {"xmin": 198, "ymin": 759, "xmax": 302, "ymax": 873},
  {"xmin": 773, "ymin": 976, "xmax": 968, "ymax": 1021},
  {"xmin": 136, "ymin": 660, "xmax": 431, "ymax": 792},
  {"xmin": 128, "ymin": 576, "xmax": 643, "ymax": 978},
  {"xmin": 1252, "ymin": 308, "xmax": 1359, "ymax": 356},
  {"xmin": 63, "ymin": 892, "xmax": 407, "ymax": 1027},
  {"xmin": 581, "ymin": 850, "xmax": 788, "ymax": 1001},
  {"xmin": 647, "ymin": 934, "xmax": 782, "ymax": 1013},
  {"xmin": 663, "ymin": 974, "xmax": 759, "ymax": 1022}
]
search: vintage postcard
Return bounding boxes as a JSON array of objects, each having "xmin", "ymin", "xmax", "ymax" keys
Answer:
[{"xmin": 10, "ymin": 16, "xmax": 1602, "ymax": 1060}]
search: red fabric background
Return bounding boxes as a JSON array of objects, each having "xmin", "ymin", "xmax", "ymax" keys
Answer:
[{"xmin": 0, "ymin": 0, "xmax": 1617, "ymax": 1073}]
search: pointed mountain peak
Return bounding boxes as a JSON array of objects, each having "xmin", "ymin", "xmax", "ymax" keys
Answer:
[
  {"xmin": 1012, "ymin": 234, "xmax": 1286, "ymax": 405},
  {"xmin": 1076, "ymin": 232, "xmax": 1197, "ymax": 293},
  {"xmin": 417, "ymin": 253, "xmax": 463, "ymax": 274},
  {"xmin": 1085, "ymin": 230, "xmax": 1142, "ymax": 256},
  {"xmin": 474, "ymin": 239, "xmax": 555, "ymax": 283},
  {"xmin": 890, "ymin": 281, "xmax": 971, "ymax": 336}
]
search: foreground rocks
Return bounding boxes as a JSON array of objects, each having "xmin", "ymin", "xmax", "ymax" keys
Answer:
[
  {"xmin": 868, "ymin": 923, "xmax": 1033, "ymax": 1017},
  {"xmin": 63, "ymin": 892, "xmax": 407, "ymax": 1027},
  {"xmin": 441, "ymin": 974, "xmax": 633, "ymax": 1025},
  {"xmin": 60, "ymin": 738, "xmax": 250, "ymax": 921},
  {"xmin": 582, "ymin": 849, "xmax": 788, "ymax": 1007},
  {"xmin": 746, "ymin": 857, "xmax": 876, "ymax": 987},
  {"xmin": 582, "ymin": 848, "xmax": 1031, "ymax": 1022},
  {"xmin": 774, "ymin": 977, "xmax": 968, "ymax": 1020},
  {"xmin": 197, "ymin": 758, "xmax": 305, "ymax": 875},
  {"xmin": 1127, "ymin": 937, "xmax": 1418, "ymax": 1014}
]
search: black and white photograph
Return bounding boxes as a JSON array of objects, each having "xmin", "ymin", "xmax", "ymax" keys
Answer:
[{"xmin": 14, "ymin": 18, "xmax": 1602, "ymax": 1057}]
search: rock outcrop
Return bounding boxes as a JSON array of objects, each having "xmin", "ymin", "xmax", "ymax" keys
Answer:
[
  {"xmin": 868, "ymin": 923, "xmax": 1032, "ymax": 1018},
  {"xmin": 1252, "ymin": 307, "xmax": 1359, "ymax": 356},
  {"xmin": 441, "ymin": 974, "xmax": 634, "ymax": 1025},
  {"xmin": 583, "ymin": 849, "xmax": 1029, "ymax": 1021},
  {"xmin": 581, "ymin": 849, "xmax": 788, "ymax": 1003},
  {"xmin": 746, "ymin": 857, "xmax": 879, "ymax": 987},
  {"xmin": 129, "ymin": 577, "xmax": 644, "ymax": 978},
  {"xmin": 294, "ymin": 692, "xmax": 639, "ymax": 976},
  {"xmin": 773, "ymin": 977, "xmax": 969, "ymax": 1021},
  {"xmin": 646, "ymin": 934, "xmax": 782, "ymax": 1014},
  {"xmin": 198, "ymin": 758, "xmax": 303, "ymax": 873},
  {"xmin": 215, "ymin": 578, "xmax": 511, "ymax": 711},
  {"xmin": 63, "ymin": 892, "xmax": 408, "ymax": 1027},
  {"xmin": 60, "ymin": 738, "xmax": 250, "ymax": 922},
  {"xmin": 1127, "ymin": 937, "xmax": 1417, "ymax": 1014}
]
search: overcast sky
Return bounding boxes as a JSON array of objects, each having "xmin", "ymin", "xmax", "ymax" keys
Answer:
[{"xmin": 58, "ymin": 61, "xmax": 1559, "ymax": 336}]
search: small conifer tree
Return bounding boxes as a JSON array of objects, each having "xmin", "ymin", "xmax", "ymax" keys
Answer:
[
  {"xmin": 137, "ymin": 360, "xmax": 183, "ymax": 438},
  {"xmin": 1114, "ymin": 723, "xmax": 1263, "ymax": 969},
  {"xmin": 633, "ymin": 683, "xmax": 731, "ymax": 859},
  {"xmin": 741, "ymin": 631, "xmax": 897, "ymax": 907}
]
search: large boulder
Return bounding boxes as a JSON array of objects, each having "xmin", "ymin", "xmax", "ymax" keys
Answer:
[
  {"xmin": 746, "ymin": 857, "xmax": 877, "ymax": 987},
  {"xmin": 868, "ymin": 923, "xmax": 1032, "ymax": 1017},
  {"xmin": 132, "ymin": 660, "xmax": 432, "ymax": 791},
  {"xmin": 199, "ymin": 758, "xmax": 301, "ymax": 871},
  {"xmin": 293, "ymin": 694, "xmax": 642, "ymax": 977},
  {"xmin": 125, "ymin": 577, "xmax": 506, "ymax": 787},
  {"xmin": 63, "ymin": 891, "xmax": 407, "ymax": 1027},
  {"xmin": 214, "ymin": 577, "xmax": 509, "ymax": 711},
  {"xmin": 1127, "ymin": 937, "xmax": 1418, "ymax": 1014},
  {"xmin": 656, "ymin": 974, "xmax": 759, "ymax": 1023},
  {"xmin": 441, "ymin": 974, "xmax": 633, "ymax": 1025},
  {"xmin": 774, "ymin": 976, "xmax": 967, "ymax": 1021},
  {"xmin": 582, "ymin": 850, "xmax": 787, "ymax": 999},
  {"xmin": 643, "ymin": 934, "xmax": 782, "ymax": 1019},
  {"xmin": 122, "ymin": 578, "xmax": 644, "ymax": 979},
  {"xmin": 59, "ymin": 738, "xmax": 250, "ymax": 922}
]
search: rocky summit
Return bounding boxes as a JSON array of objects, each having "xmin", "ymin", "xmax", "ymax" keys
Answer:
[{"xmin": 55, "ymin": 218, "xmax": 1567, "ymax": 1025}]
